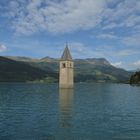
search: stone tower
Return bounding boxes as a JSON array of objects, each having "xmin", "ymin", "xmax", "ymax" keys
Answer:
[{"xmin": 59, "ymin": 45, "xmax": 74, "ymax": 88}]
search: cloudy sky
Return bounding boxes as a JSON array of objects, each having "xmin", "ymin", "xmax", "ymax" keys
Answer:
[{"xmin": 0, "ymin": 0, "xmax": 140, "ymax": 70}]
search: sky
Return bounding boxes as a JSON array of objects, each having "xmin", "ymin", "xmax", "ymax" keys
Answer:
[{"xmin": 0, "ymin": 0, "xmax": 140, "ymax": 70}]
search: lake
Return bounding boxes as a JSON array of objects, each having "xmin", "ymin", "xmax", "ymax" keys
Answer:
[{"xmin": 0, "ymin": 83, "xmax": 140, "ymax": 140}]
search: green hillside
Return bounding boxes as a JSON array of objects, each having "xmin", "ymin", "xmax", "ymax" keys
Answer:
[
  {"xmin": 3, "ymin": 56, "xmax": 132, "ymax": 83},
  {"xmin": 74, "ymin": 58, "xmax": 131, "ymax": 83},
  {"xmin": 30, "ymin": 58, "xmax": 131, "ymax": 83},
  {"xmin": 0, "ymin": 56, "xmax": 58, "ymax": 82}
]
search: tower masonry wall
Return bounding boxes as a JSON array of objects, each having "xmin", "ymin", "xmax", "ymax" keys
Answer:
[{"xmin": 59, "ymin": 61, "xmax": 74, "ymax": 88}]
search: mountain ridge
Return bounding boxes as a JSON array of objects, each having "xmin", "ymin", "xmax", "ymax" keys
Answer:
[
  {"xmin": 5, "ymin": 56, "xmax": 118, "ymax": 67},
  {"xmin": 1, "ymin": 56, "xmax": 133, "ymax": 83},
  {"xmin": 0, "ymin": 56, "xmax": 58, "ymax": 82}
]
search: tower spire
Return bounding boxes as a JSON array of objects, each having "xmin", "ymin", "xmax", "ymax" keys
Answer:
[
  {"xmin": 66, "ymin": 41, "xmax": 68, "ymax": 47},
  {"xmin": 61, "ymin": 44, "xmax": 72, "ymax": 61},
  {"xmin": 59, "ymin": 44, "xmax": 74, "ymax": 88}
]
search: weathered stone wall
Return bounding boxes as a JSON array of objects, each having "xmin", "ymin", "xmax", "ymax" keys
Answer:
[{"xmin": 59, "ymin": 60, "xmax": 74, "ymax": 88}]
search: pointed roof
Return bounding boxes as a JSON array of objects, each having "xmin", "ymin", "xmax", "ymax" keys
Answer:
[{"xmin": 61, "ymin": 45, "xmax": 72, "ymax": 61}]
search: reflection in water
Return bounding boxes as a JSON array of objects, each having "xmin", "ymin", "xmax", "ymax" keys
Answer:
[
  {"xmin": 59, "ymin": 88, "xmax": 74, "ymax": 128},
  {"xmin": 58, "ymin": 88, "xmax": 74, "ymax": 139},
  {"xmin": 1, "ymin": 84, "xmax": 140, "ymax": 139}
]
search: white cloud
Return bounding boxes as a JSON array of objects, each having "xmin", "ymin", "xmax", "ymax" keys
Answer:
[
  {"xmin": 102, "ymin": 22, "xmax": 121, "ymax": 30},
  {"xmin": 8, "ymin": 0, "xmax": 106, "ymax": 35},
  {"xmin": 94, "ymin": 46, "xmax": 140, "ymax": 59},
  {"xmin": 117, "ymin": 50, "xmax": 140, "ymax": 57},
  {"xmin": 111, "ymin": 61, "xmax": 122, "ymax": 68},
  {"xmin": 4, "ymin": 0, "xmax": 139, "ymax": 36},
  {"xmin": 129, "ymin": 60, "xmax": 140, "ymax": 70},
  {"xmin": 103, "ymin": 0, "xmax": 140, "ymax": 29},
  {"xmin": 96, "ymin": 33, "xmax": 118, "ymax": 39},
  {"xmin": 70, "ymin": 43, "xmax": 139, "ymax": 59},
  {"xmin": 133, "ymin": 60, "xmax": 140, "ymax": 67},
  {"xmin": 61, "ymin": 42, "xmax": 110, "ymax": 58},
  {"xmin": 66, "ymin": 42, "xmax": 95, "ymax": 58},
  {"xmin": 121, "ymin": 34, "xmax": 140, "ymax": 46},
  {"xmin": 69, "ymin": 42, "xmax": 86, "ymax": 53},
  {"xmin": 0, "ymin": 44, "xmax": 7, "ymax": 52}
]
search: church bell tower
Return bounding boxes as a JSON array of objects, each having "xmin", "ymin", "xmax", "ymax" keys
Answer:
[{"xmin": 59, "ymin": 45, "xmax": 74, "ymax": 88}]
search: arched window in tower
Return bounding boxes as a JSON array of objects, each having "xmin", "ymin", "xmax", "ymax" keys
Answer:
[
  {"xmin": 70, "ymin": 63, "xmax": 72, "ymax": 68},
  {"xmin": 62, "ymin": 63, "xmax": 66, "ymax": 68}
]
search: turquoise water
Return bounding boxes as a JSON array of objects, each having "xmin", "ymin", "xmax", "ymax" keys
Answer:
[{"xmin": 0, "ymin": 83, "xmax": 140, "ymax": 140}]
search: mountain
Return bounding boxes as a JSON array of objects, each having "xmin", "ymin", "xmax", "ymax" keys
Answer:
[
  {"xmin": 40, "ymin": 56, "xmax": 58, "ymax": 62},
  {"xmin": 6, "ymin": 56, "xmax": 39, "ymax": 62},
  {"xmin": 0, "ymin": 56, "xmax": 58, "ymax": 82},
  {"xmin": 130, "ymin": 71, "xmax": 140, "ymax": 84},
  {"xmin": 3, "ymin": 56, "xmax": 132, "ymax": 83},
  {"xmin": 82, "ymin": 58, "xmax": 110, "ymax": 65},
  {"xmin": 74, "ymin": 58, "xmax": 132, "ymax": 83},
  {"xmin": 6, "ymin": 56, "xmax": 59, "ymax": 72},
  {"xmin": 129, "ymin": 69, "xmax": 140, "ymax": 72}
]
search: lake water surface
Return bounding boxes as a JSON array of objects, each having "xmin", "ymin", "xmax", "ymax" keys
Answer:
[{"xmin": 0, "ymin": 83, "xmax": 140, "ymax": 140}]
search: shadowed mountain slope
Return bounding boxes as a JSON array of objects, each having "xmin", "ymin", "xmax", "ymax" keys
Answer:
[
  {"xmin": 0, "ymin": 56, "xmax": 58, "ymax": 82},
  {"xmin": 3, "ymin": 56, "xmax": 132, "ymax": 83}
]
